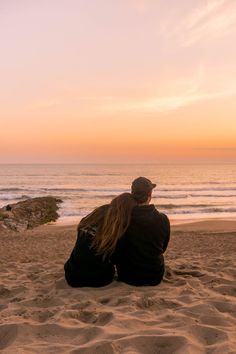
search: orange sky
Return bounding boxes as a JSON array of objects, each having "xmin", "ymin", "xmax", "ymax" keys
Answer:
[{"xmin": 1, "ymin": 0, "xmax": 236, "ymax": 163}]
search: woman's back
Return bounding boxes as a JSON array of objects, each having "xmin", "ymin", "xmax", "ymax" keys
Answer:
[
  {"xmin": 64, "ymin": 227, "xmax": 115, "ymax": 287},
  {"xmin": 64, "ymin": 194, "xmax": 135, "ymax": 288}
]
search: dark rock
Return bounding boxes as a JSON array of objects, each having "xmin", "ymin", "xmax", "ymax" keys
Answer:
[{"xmin": 0, "ymin": 197, "xmax": 62, "ymax": 231}]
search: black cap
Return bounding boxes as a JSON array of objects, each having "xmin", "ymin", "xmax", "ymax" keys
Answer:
[{"xmin": 131, "ymin": 177, "xmax": 156, "ymax": 194}]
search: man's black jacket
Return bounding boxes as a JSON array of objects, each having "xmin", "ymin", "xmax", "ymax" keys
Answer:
[{"xmin": 113, "ymin": 204, "xmax": 170, "ymax": 286}]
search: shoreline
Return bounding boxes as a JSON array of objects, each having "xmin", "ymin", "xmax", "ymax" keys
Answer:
[{"xmin": 51, "ymin": 217, "xmax": 236, "ymax": 232}]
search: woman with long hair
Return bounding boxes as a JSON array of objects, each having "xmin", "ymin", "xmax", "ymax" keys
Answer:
[{"xmin": 64, "ymin": 193, "xmax": 136, "ymax": 287}]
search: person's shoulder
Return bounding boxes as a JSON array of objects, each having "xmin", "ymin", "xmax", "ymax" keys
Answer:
[
  {"xmin": 158, "ymin": 212, "xmax": 169, "ymax": 222},
  {"xmin": 78, "ymin": 226, "xmax": 96, "ymax": 237},
  {"xmin": 75, "ymin": 227, "xmax": 96, "ymax": 251},
  {"xmin": 153, "ymin": 209, "xmax": 170, "ymax": 225}
]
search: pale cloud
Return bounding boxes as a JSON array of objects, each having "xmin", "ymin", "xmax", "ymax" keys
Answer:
[
  {"xmin": 103, "ymin": 89, "xmax": 236, "ymax": 115},
  {"xmin": 178, "ymin": 0, "xmax": 236, "ymax": 45},
  {"xmin": 186, "ymin": 0, "xmax": 227, "ymax": 28}
]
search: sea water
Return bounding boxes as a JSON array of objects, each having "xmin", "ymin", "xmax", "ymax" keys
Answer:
[{"xmin": 0, "ymin": 164, "xmax": 236, "ymax": 224}]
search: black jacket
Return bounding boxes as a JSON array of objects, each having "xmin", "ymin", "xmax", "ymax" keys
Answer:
[
  {"xmin": 64, "ymin": 227, "xmax": 115, "ymax": 287},
  {"xmin": 114, "ymin": 205, "xmax": 170, "ymax": 286}
]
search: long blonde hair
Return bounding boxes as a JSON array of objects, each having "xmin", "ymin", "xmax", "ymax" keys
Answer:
[{"xmin": 77, "ymin": 193, "xmax": 136, "ymax": 258}]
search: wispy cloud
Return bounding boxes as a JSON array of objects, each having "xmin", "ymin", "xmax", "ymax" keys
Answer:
[
  {"xmin": 103, "ymin": 88, "xmax": 236, "ymax": 114},
  {"xmin": 186, "ymin": 0, "xmax": 227, "ymax": 28},
  {"xmin": 179, "ymin": 0, "xmax": 236, "ymax": 45}
]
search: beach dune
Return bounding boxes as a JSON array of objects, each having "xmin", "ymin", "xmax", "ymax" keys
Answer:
[{"xmin": 0, "ymin": 220, "xmax": 236, "ymax": 353}]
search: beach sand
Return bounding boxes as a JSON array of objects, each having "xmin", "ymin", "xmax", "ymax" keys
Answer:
[{"xmin": 0, "ymin": 220, "xmax": 236, "ymax": 354}]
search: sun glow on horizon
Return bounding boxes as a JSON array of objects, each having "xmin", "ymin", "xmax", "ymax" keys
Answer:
[{"xmin": 1, "ymin": 0, "xmax": 236, "ymax": 163}]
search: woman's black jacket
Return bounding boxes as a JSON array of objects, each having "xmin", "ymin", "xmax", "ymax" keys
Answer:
[{"xmin": 64, "ymin": 227, "xmax": 115, "ymax": 287}]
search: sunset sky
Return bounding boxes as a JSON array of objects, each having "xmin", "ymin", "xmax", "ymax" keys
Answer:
[{"xmin": 1, "ymin": 0, "xmax": 236, "ymax": 163}]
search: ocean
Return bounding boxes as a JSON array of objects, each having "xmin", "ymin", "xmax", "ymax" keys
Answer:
[{"xmin": 0, "ymin": 164, "xmax": 236, "ymax": 224}]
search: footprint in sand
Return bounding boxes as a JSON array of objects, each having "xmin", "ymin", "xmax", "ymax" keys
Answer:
[
  {"xmin": 210, "ymin": 301, "xmax": 236, "ymax": 316},
  {"xmin": 98, "ymin": 295, "xmax": 132, "ymax": 307},
  {"xmin": 0, "ymin": 285, "xmax": 11, "ymax": 298},
  {"xmin": 78, "ymin": 310, "xmax": 114, "ymax": 326},
  {"xmin": 136, "ymin": 296, "xmax": 181, "ymax": 311},
  {"xmin": 173, "ymin": 269, "xmax": 205, "ymax": 277},
  {"xmin": 22, "ymin": 309, "xmax": 56, "ymax": 323},
  {"xmin": 188, "ymin": 324, "xmax": 228, "ymax": 346},
  {"xmin": 212, "ymin": 285, "xmax": 236, "ymax": 297},
  {"xmin": 70, "ymin": 301, "xmax": 92, "ymax": 310},
  {"xmin": 72, "ymin": 334, "xmax": 198, "ymax": 354},
  {"xmin": 69, "ymin": 341, "xmax": 114, "ymax": 354},
  {"xmin": 55, "ymin": 277, "xmax": 70, "ymax": 289},
  {"xmin": 199, "ymin": 314, "xmax": 232, "ymax": 327},
  {"xmin": 62, "ymin": 309, "xmax": 114, "ymax": 326},
  {"xmin": 0, "ymin": 324, "xmax": 18, "ymax": 350}
]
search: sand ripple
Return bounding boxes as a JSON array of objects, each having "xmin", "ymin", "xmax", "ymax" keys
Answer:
[{"xmin": 1, "ymin": 223, "xmax": 236, "ymax": 353}]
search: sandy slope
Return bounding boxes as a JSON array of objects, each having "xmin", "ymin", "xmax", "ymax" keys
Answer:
[{"xmin": 0, "ymin": 220, "xmax": 236, "ymax": 354}]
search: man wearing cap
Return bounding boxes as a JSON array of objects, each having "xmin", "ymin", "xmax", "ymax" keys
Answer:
[{"xmin": 114, "ymin": 177, "xmax": 170, "ymax": 286}]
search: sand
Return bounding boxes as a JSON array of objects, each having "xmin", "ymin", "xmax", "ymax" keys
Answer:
[{"xmin": 0, "ymin": 220, "xmax": 236, "ymax": 354}]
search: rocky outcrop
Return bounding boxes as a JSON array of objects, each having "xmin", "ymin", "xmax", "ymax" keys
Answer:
[{"xmin": 0, "ymin": 197, "xmax": 62, "ymax": 231}]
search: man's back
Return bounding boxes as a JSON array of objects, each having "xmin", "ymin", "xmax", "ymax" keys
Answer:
[{"xmin": 114, "ymin": 204, "xmax": 170, "ymax": 286}]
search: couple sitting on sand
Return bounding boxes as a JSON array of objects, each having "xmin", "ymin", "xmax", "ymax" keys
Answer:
[{"xmin": 64, "ymin": 177, "xmax": 170, "ymax": 287}]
